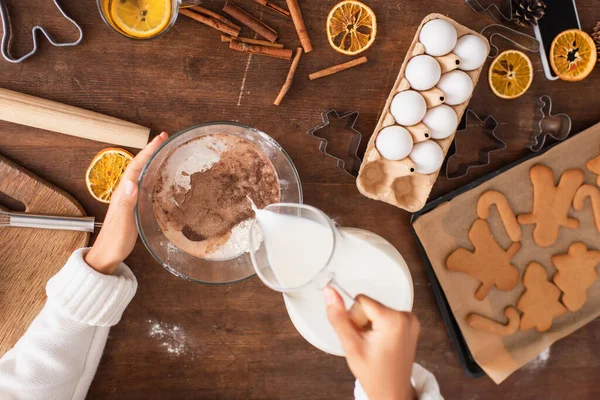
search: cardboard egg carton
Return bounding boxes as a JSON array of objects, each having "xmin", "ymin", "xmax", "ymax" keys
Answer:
[{"xmin": 356, "ymin": 13, "xmax": 490, "ymax": 212}]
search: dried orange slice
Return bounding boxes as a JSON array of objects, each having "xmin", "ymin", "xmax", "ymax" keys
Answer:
[
  {"xmin": 111, "ymin": 0, "xmax": 172, "ymax": 39},
  {"xmin": 488, "ymin": 50, "xmax": 533, "ymax": 100},
  {"xmin": 327, "ymin": 0, "xmax": 377, "ymax": 56},
  {"xmin": 550, "ymin": 29, "xmax": 597, "ymax": 82},
  {"xmin": 86, "ymin": 148, "xmax": 134, "ymax": 203}
]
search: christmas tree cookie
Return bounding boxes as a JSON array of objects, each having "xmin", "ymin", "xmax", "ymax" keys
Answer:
[{"xmin": 517, "ymin": 262, "xmax": 566, "ymax": 332}]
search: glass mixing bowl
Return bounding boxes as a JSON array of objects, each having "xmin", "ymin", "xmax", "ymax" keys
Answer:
[{"xmin": 135, "ymin": 122, "xmax": 303, "ymax": 284}]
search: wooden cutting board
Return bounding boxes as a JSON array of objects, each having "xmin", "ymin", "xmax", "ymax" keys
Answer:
[{"xmin": 0, "ymin": 154, "xmax": 89, "ymax": 356}]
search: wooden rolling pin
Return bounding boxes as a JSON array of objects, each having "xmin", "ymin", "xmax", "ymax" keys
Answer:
[{"xmin": 0, "ymin": 88, "xmax": 150, "ymax": 149}]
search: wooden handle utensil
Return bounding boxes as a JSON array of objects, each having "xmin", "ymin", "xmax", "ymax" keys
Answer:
[
  {"xmin": 0, "ymin": 88, "xmax": 150, "ymax": 149},
  {"xmin": 349, "ymin": 298, "xmax": 371, "ymax": 329},
  {"xmin": 327, "ymin": 280, "xmax": 372, "ymax": 330}
]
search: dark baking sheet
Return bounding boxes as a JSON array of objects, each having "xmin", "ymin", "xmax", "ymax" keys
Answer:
[{"xmin": 410, "ymin": 135, "xmax": 574, "ymax": 378}]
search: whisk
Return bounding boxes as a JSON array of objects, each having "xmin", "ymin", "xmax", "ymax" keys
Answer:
[{"xmin": 0, "ymin": 210, "xmax": 102, "ymax": 233}]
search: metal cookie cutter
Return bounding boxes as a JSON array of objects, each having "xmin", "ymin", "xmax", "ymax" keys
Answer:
[
  {"xmin": 480, "ymin": 23, "xmax": 540, "ymax": 58},
  {"xmin": 307, "ymin": 110, "xmax": 363, "ymax": 178},
  {"xmin": 529, "ymin": 95, "xmax": 572, "ymax": 152},
  {"xmin": 465, "ymin": 1, "xmax": 540, "ymax": 58},
  {"xmin": 465, "ymin": 0, "xmax": 513, "ymax": 24},
  {"xmin": 0, "ymin": 0, "xmax": 83, "ymax": 63},
  {"xmin": 444, "ymin": 109, "xmax": 506, "ymax": 180}
]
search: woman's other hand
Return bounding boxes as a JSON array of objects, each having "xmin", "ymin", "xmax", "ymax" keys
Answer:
[{"xmin": 85, "ymin": 132, "xmax": 169, "ymax": 275}]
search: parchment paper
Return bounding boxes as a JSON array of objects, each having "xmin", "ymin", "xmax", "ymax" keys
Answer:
[{"xmin": 413, "ymin": 122, "xmax": 600, "ymax": 384}]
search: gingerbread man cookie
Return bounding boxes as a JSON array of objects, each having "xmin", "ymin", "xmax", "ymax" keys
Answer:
[
  {"xmin": 552, "ymin": 242, "xmax": 600, "ymax": 312},
  {"xmin": 587, "ymin": 155, "xmax": 600, "ymax": 186},
  {"xmin": 517, "ymin": 262, "xmax": 567, "ymax": 332},
  {"xmin": 446, "ymin": 219, "xmax": 521, "ymax": 301},
  {"xmin": 573, "ymin": 184, "xmax": 600, "ymax": 233},
  {"xmin": 477, "ymin": 190, "xmax": 522, "ymax": 242},
  {"xmin": 518, "ymin": 165, "xmax": 584, "ymax": 247},
  {"xmin": 466, "ymin": 306, "xmax": 520, "ymax": 336}
]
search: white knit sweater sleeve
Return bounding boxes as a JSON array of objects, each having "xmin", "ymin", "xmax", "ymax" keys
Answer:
[
  {"xmin": 354, "ymin": 363, "xmax": 443, "ymax": 400},
  {"xmin": 0, "ymin": 248, "xmax": 137, "ymax": 400}
]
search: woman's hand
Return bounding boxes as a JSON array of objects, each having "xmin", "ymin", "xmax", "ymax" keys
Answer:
[
  {"xmin": 85, "ymin": 132, "xmax": 169, "ymax": 275},
  {"xmin": 325, "ymin": 287, "xmax": 420, "ymax": 400}
]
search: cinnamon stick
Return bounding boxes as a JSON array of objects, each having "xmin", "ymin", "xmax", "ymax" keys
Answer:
[
  {"xmin": 221, "ymin": 34, "xmax": 284, "ymax": 48},
  {"xmin": 230, "ymin": 39, "xmax": 292, "ymax": 60},
  {"xmin": 286, "ymin": 0, "xmax": 312, "ymax": 53},
  {"xmin": 180, "ymin": 8, "xmax": 241, "ymax": 37},
  {"xmin": 223, "ymin": 2, "xmax": 278, "ymax": 43},
  {"xmin": 309, "ymin": 57, "xmax": 368, "ymax": 80},
  {"xmin": 253, "ymin": 0, "xmax": 291, "ymax": 18},
  {"xmin": 188, "ymin": 6, "xmax": 241, "ymax": 30},
  {"xmin": 274, "ymin": 48, "xmax": 303, "ymax": 105}
]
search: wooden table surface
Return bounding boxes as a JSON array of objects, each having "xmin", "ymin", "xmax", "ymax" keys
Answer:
[{"xmin": 1, "ymin": 0, "xmax": 599, "ymax": 398}]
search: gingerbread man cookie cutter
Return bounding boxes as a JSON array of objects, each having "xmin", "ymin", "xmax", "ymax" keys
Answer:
[
  {"xmin": 307, "ymin": 110, "xmax": 363, "ymax": 177},
  {"xmin": 0, "ymin": 0, "xmax": 83, "ymax": 63},
  {"xmin": 443, "ymin": 110, "xmax": 506, "ymax": 180}
]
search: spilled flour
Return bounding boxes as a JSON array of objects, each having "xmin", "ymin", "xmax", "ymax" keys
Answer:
[
  {"xmin": 524, "ymin": 347, "xmax": 551, "ymax": 370},
  {"xmin": 148, "ymin": 320, "xmax": 189, "ymax": 356}
]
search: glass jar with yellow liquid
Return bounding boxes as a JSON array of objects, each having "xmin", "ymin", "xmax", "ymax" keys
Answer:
[{"xmin": 97, "ymin": 0, "xmax": 200, "ymax": 40}]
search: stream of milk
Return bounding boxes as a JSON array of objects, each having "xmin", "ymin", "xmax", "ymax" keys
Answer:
[{"xmin": 254, "ymin": 208, "xmax": 334, "ymax": 289}]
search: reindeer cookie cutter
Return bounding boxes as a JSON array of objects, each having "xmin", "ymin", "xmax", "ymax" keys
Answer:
[
  {"xmin": 529, "ymin": 95, "xmax": 572, "ymax": 152},
  {"xmin": 0, "ymin": 0, "xmax": 83, "ymax": 63}
]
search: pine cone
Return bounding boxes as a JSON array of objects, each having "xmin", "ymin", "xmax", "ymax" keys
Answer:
[
  {"xmin": 593, "ymin": 22, "xmax": 600, "ymax": 60},
  {"xmin": 512, "ymin": 0, "xmax": 546, "ymax": 27}
]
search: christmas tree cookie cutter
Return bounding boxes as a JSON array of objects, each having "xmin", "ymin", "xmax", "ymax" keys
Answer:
[
  {"xmin": 443, "ymin": 109, "xmax": 506, "ymax": 180},
  {"xmin": 443, "ymin": 97, "xmax": 572, "ymax": 179},
  {"xmin": 307, "ymin": 110, "xmax": 363, "ymax": 177},
  {"xmin": 529, "ymin": 95, "xmax": 572, "ymax": 152},
  {"xmin": 0, "ymin": 0, "xmax": 83, "ymax": 63}
]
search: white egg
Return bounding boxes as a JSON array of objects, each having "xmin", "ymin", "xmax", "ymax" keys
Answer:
[
  {"xmin": 409, "ymin": 140, "xmax": 444, "ymax": 174},
  {"xmin": 436, "ymin": 70, "xmax": 473, "ymax": 105},
  {"xmin": 422, "ymin": 105, "xmax": 458, "ymax": 139},
  {"xmin": 375, "ymin": 126, "xmax": 414, "ymax": 161},
  {"xmin": 405, "ymin": 55, "xmax": 441, "ymax": 91},
  {"xmin": 390, "ymin": 90, "xmax": 427, "ymax": 126},
  {"xmin": 453, "ymin": 34, "xmax": 488, "ymax": 71},
  {"xmin": 419, "ymin": 19, "xmax": 458, "ymax": 56}
]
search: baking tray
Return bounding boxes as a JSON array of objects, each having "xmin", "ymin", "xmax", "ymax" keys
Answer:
[{"xmin": 410, "ymin": 132, "xmax": 581, "ymax": 378}]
